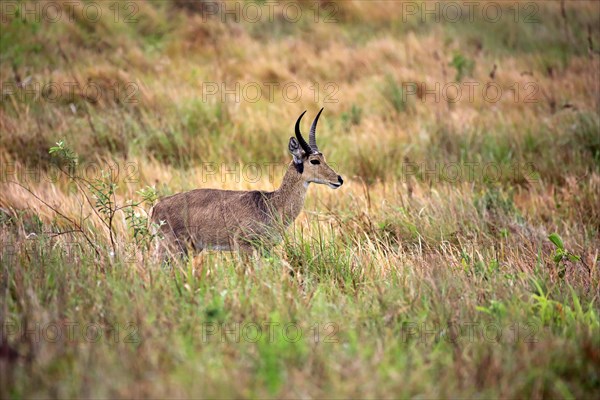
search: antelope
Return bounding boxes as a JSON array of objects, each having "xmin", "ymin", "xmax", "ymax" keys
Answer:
[{"xmin": 151, "ymin": 108, "xmax": 343, "ymax": 257}]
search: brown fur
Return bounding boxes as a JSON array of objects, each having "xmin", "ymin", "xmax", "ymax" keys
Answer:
[{"xmin": 151, "ymin": 151, "xmax": 342, "ymax": 257}]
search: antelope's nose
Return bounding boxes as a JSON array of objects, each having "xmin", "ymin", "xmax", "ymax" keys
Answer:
[{"xmin": 337, "ymin": 175, "xmax": 344, "ymax": 185}]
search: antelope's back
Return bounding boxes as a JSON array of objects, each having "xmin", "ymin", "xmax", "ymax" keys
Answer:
[{"xmin": 151, "ymin": 188, "xmax": 274, "ymax": 246}]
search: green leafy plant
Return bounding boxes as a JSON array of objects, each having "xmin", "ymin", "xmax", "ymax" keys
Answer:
[
  {"xmin": 449, "ymin": 52, "xmax": 475, "ymax": 82},
  {"xmin": 49, "ymin": 140, "xmax": 79, "ymax": 175},
  {"xmin": 476, "ymin": 299, "xmax": 507, "ymax": 318},
  {"xmin": 124, "ymin": 186, "xmax": 163, "ymax": 248},
  {"xmin": 48, "ymin": 140, "xmax": 161, "ymax": 260},
  {"xmin": 548, "ymin": 233, "xmax": 590, "ymax": 278}
]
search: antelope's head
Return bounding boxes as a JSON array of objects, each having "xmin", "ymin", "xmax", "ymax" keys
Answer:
[{"xmin": 289, "ymin": 108, "xmax": 344, "ymax": 189}]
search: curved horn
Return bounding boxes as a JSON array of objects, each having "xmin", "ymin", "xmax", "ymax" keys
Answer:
[
  {"xmin": 295, "ymin": 110, "xmax": 312, "ymax": 154},
  {"xmin": 309, "ymin": 107, "xmax": 324, "ymax": 152}
]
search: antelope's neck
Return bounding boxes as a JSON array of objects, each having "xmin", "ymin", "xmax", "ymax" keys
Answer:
[{"xmin": 271, "ymin": 163, "xmax": 308, "ymax": 226}]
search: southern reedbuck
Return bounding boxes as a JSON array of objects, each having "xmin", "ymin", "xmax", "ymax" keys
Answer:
[{"xmin": 151, "ymin": 108, "xmax": 343, "ymax": 257}]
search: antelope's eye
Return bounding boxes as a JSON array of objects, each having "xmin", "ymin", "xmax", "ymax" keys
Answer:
[{"xmin": 310, "ymin": 159, "xmax": 320, "ymax": 165}]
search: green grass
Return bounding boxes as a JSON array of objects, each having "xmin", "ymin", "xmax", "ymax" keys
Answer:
[{"xmin": 2, "ymin": 223, "xmax": 598, "ymax": 398}]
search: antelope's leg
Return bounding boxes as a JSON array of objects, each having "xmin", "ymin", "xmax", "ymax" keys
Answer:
[{"xmin": 230, "ymin": 234, "xmax": 256, "ymax": 267}]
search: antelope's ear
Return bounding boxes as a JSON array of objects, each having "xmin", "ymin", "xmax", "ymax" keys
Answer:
[{"xmin": 288, "ymin": 137, "xmax": 305, "ymax": 165}]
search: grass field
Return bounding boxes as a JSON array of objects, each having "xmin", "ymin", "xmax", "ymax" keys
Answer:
[{"xmin": 1, "ymin": 0, "xmax": 599, "ymax": 398}]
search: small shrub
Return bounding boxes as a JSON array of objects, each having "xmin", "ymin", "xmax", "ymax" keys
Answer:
[{"xmin": 449, "ymin": 52, "xmax": 475, "ymax": 82}]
